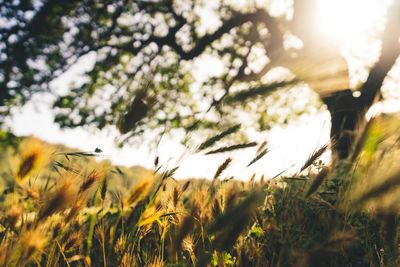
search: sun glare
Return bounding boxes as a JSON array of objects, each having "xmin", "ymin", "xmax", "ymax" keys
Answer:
[{"xmin": 317, "ymin": 0, "xmax": 388, "ymax": 42}]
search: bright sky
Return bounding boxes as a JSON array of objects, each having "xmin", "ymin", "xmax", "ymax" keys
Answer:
[
  {"xmin": 7, "ymin": 95, "xmax": 332, "ymax": 179},
  {"xmin": 5, "ymin": 0, "xmax": 400, "ymax": 179}
]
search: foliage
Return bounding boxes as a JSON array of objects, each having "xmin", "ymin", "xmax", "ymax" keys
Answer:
[{"xmin": 0, "ymin": 0, "xmax": 353, "ymax": 143}]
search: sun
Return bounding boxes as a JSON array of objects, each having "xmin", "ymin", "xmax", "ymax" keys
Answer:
[{"xmin": 316, "ymin": 0, "xmax": 389, "ymax": 43}]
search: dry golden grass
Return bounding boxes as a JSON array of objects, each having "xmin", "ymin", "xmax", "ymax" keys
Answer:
[{"xmin": 0, "ymin": 115, "xmax": 399, "ymax": 266}]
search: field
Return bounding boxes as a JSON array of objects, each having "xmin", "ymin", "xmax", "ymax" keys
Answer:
[{"xmin": 0, "ymin": 114, "xmax": 400, "ymax": 267}]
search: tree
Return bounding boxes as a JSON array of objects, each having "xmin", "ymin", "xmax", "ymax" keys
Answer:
[{"xmin": 1, "ymin": 0, "xmax": 399, "ymax": 158}]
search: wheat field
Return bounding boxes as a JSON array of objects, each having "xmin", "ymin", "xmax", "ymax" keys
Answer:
[{"xmin": 0, "ymin": 114, "xmax": 399, "ymax": 267}]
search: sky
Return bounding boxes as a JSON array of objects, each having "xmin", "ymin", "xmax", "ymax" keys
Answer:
[
  {"xmin": 4, "ymin": 0, "xmax": 400, "ymax": 180},
  {"xmin": 7, "ymin": 94, "xmax": 333, "ymax": 179}
]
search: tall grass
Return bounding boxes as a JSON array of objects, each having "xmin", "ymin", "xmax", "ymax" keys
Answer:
[{"xmin": 0, "ymin": 114, "xmax": 399, "ymax": 266}]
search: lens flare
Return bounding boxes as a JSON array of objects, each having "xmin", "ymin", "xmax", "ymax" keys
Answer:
[{"xmin": 317, "ymin": 0, "xmax": 388, "ymax": 42}]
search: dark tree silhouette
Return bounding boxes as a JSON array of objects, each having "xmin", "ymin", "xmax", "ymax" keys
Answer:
[
  {"xmin": 1, "ymin": 0, "xmax": 399, "ymax": 157},
  {"xmin": 321, "ymin": 2, "xmax": 400, "ymax": 158}
]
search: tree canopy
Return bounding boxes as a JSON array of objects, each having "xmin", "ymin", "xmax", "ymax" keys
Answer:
[{"xmin": 1, "ymin": 0, "xmax": 399, "ymax": 152}]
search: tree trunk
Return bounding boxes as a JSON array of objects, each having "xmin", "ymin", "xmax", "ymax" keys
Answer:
[
  {"xmin": 322, "ymin": 90, "xmax": 365, "ymax": 159},
  {"xmin": 322, "ymin": 1, "xmax": 400, "ymax": 159}
]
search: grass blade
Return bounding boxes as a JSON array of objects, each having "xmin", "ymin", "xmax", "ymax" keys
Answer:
[
  {"xmin": 213, "ymin": 158, "xmax": 232, "ymax": 180},
  {"xmin": 300, "ymin": 144, "xmax": 328, "ymax": 172},
  {"xmin": 306, "ymin": 166, "xmax": 330, "ymax": 197},
  {"xmin": 247, "ymin": 148, "xmax": 269, "ymax": 167},
  {"xmin": 353, "ymin": 169, "xmax": 400, "ymax": 207},
  {"xmin": 198, "ymin": 124, "xmax": 241, "ymax": 151},
  {"xmin": 205, "ymin": 142, "xmax": 258, "ymax": 155}
]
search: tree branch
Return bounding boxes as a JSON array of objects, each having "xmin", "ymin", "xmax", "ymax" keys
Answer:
[
  {"xmin": 123, "ymin": 8, "xmax": 282, "ymax": 61},
  {"xmin": 360, "ymin": 1, "xmax": 400, "ymax": 108}
]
